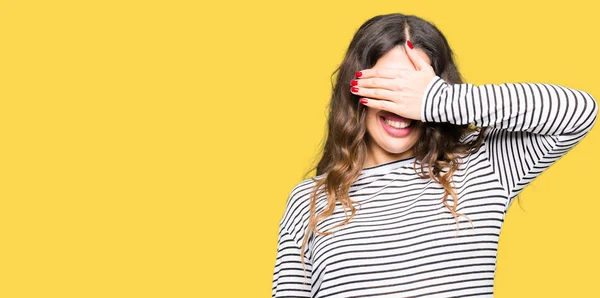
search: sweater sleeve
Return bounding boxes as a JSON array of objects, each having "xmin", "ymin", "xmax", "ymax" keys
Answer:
[
  {"xmin": 272, "ymin": 226, "xmax": 312, "ymax": 297},
  {"xmin": 421, "ymin": 75, "xmax": 598, "ymax": 211}
]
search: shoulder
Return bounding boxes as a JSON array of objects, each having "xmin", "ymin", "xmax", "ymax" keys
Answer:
[{"xmin": 278, "ymin": 175, "xmax": 324, "ymax": 239}]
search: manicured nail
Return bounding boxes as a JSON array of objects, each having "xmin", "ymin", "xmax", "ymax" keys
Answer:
[
  {"xmin": 350, "ymin": 80, "xmax": 358, "ymax": 86},
  {"xmin": 351, "ymin": 87, "xmax": 359, "ymax": 92},
  {"xmin": 359, "ymin": 98, "xmax": 368, "ymax": 104},
  {"xmin": 406, "ymin": 40, "xmax": 414, "ymax": 49},
  {"xmin": 355, "ymin": 71, "xmax": 362, "ymax": 78}
]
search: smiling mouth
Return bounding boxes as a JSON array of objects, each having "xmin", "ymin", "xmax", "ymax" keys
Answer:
[{"xmin": 380, "ymin": 116, "xmax": 413, "ymax": 129}]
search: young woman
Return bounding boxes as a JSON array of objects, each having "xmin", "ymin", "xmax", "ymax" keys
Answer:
[{"xmin": 272, "ymin": 13, "xmax": 598, "ymax": 297}]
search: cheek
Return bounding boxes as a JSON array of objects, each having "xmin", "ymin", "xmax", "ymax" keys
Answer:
[
  {"xmin": 365, "ymin": 109, "xmax": 380, "ymax": 127},
  {"xmin": 365, "ymin": 107, "xmax": 379, "ymax": 118}
]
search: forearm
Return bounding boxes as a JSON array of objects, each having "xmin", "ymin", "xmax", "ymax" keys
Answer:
[{"xmin": 421, "ymin": 76, "xmax": 598, "ymax": 137}]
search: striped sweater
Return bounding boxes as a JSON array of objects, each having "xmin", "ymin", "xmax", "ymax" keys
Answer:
[{"xmin": 272, "ymin": 75, "xmax": 598, "ymax": 297}]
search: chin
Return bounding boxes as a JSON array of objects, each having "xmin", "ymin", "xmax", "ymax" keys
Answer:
[
  {"xmin": 382, "ymin": 143, "xmax": 416, "ymax": 154},
  {"xmin": 382, "ymin": 136, "xmax": 422, "ymax": 156}
]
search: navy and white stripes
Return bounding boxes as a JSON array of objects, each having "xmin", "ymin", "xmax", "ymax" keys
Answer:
[{"xmin": 272, "ymin": 75, "xmax": 597, "ymax": 297}]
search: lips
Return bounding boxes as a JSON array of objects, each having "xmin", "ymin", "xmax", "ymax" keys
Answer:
[{"xmin": 376, "ymin": 110, "xmax": 416, "ymax": 137}]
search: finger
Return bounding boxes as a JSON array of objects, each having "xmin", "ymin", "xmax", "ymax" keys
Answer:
[
  {"xmin": 405, "ymin": 40, "xmax": 430, "ymax": 71},
  {"xmin": 353, "ymin": 77, "xmax": 409, "ymax": 91},
  {"xmin": 350, "ymin": 85, "xmax": 396, "ymax": 101},
  {"xmin": 358, "ymin": 97, "xmax": 397, "ymax": 114},
  {"xmin": 356, "ymin": 67, "xmax": 413, "ymax": 79}
]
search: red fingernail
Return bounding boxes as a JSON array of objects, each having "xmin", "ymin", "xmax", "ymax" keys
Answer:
[
  {"xmin": 407, "ymin": 40, "xmax": 414, "ymax": 49},
  {"xmin": 351, "ymin": 87, "xmax": 359, "ymax": 92},
  {"xmin": 360, "ymin": 98, "xmax": 368, "ymax": 104},
  {"xmin": 351, "ymin": 80, "xmax": 358, "ymax": 86},
  {"xmin": 355, "ymin": 71, "xmax": 362, "ymax": 78}
]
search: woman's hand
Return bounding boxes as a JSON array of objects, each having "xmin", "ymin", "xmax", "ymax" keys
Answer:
[{"xmin": 350, "ymin": 41, "xmax": 437, "ymax": 121}]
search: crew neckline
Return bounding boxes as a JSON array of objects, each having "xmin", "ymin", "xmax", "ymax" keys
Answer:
[{"xmin": 358, "ymin": 155, "xmax": 416, "ymax": 177}]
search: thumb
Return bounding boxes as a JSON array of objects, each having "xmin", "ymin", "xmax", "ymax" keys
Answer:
[{"xmin": 405, "ymin": 40, "xmax": 430, "ymax": 71}]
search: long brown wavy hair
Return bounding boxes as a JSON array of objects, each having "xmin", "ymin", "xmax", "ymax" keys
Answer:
[{"xmin": 298, "ymin": 13, "xmax": 491, "ymax": 267}]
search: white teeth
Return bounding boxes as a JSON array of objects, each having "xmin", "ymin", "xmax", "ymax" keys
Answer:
[{"xmin": 384, "ymin": 118, "xmax": 411, "ymax": 129}]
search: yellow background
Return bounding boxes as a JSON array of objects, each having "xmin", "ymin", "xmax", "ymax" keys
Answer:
[{"xmin": 1, "ymin": 0, "xmax": 598, "ymax": 297}]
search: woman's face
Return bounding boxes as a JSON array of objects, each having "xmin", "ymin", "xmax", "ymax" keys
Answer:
[{"xmin": 364, "ymin": 45, "xmax": 432, "ymax": 166}]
